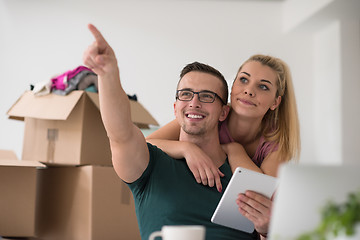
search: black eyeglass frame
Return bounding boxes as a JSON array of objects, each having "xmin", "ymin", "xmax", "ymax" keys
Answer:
[{"xmin": 176, "ymin": 89, "xmax": 226, "ymax": 105}]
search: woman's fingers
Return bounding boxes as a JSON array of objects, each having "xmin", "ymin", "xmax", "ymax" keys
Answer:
[
  {"xmin": 184, "ymin": 148, "xmax": 224, "ymax": 192},
  {"xmin": 236, "ymin": 191, "xmax": 272, "ymax": 234},
  {"xmin": 199, "ymin": 169, "xmax": 208, "ymax": 186},
  {"xmin": 189, "ymin": 163, "xmax": 223, "ymax": 192}
]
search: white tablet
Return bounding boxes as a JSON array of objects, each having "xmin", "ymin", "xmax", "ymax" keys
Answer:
[{"xmin": 211, "ymin": 167, "xmax": 278, "ymax": 233}]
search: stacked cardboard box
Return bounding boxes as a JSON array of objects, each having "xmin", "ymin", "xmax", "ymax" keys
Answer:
[
  {"xmin": 3, "ymin": 90, "xmax": 159, "ymax": 239},
  {"xmin": 36, "ymin": 165, "xmax": 140, "ymax": 240},
  {"xmin": 8, "ymin": 91, "xmax": 158, "ymax": 165},
  {"xmin": 0, "ymin": 150, "xmax": 45, "ymax": 237}
]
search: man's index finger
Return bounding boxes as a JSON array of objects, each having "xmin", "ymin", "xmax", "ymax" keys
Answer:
[{"xmin": 88, "ymin": 24, "xmax": 107, "ymax": 46}]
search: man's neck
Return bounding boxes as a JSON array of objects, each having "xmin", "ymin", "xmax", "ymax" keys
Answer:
[{"xmin": 180, "ymin": 132, "xmax": 227, "ymax": 168}]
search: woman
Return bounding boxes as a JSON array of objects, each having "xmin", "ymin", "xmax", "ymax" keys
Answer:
[{"xmin": 147, "ymin": 54, "xmax": 300, "ymax": 239}]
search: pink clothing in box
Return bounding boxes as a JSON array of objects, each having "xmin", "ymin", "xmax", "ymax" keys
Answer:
[{"xmin": 51, "ymin": 66, "xmax": 92, "ymax": 90}]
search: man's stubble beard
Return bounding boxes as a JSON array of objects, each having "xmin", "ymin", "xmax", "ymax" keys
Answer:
[{"xmin": 181, "ymin": 123, "xmax": 207, "ymax": 136}]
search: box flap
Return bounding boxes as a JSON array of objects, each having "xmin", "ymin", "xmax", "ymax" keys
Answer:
[
  {"xmin": 0, "ymin": 159, "xmax": 45, "ymax": 167},
  {"xmin": 7, "ymin": 91, "xmax": 85, "ymax": 120},
  {"xmin": 0, "ymin": 150, "xmax": 45, "ymax": 167},
  {"xmin": 129, "ymin": 100, "xmax": 159, "ymax": 126},
  {"xmin": 85, "ymin": 91, "xmax": 100, "ymax": 109},
  {"xmin": 86, "ymin": 92, "xmax": 159, "ymax": 126},
  {"xmin": 0, "ymin": 150, "xmax": 18, "ymax": 160}
]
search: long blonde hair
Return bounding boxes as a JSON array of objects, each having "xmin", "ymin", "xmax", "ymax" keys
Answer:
[{"xmin": 237, "ymin": 54, "xmax": 301, "ymax": 161}]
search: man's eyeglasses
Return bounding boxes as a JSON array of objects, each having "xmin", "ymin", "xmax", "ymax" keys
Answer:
[{"xmin": 176, "ymin": 89, "xmax": 226, "ymax": 105}]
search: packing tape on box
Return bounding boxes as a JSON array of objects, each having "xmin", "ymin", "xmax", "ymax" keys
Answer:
[{"xmin": 47, "ymin": 129, "xmax": 58, "ymax": 163}]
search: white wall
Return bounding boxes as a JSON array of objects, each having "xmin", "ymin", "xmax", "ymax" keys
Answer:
[
  {"xmin": 283, "ymin": 0, "xmax": 360, "ymax": 165},
  {"xmin": 313, "ymin": 20, "xmax": 341, "ymax": 164},
  {"xmin": 0, "ymin": 0, "xmax": 359, "ymax": 165},
  {"xmin": 282, "ymin": 0, "xmax": 335, "ymax": 32},
  {"xmin": 340, "ymin": 15, "xmax": 360, "ymax": 165}
]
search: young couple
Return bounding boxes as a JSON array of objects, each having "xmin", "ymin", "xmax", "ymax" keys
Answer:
[{"xmin": 83, "ymin": 24, "xmax": 300, "ymax": 240}]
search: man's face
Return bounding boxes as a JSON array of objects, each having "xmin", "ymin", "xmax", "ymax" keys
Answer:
[{"xmin": 174, "ymin": 71, "xmax": 228, "ymax": 137}]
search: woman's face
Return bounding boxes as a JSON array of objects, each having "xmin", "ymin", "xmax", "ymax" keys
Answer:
[{"xmin": 230, "ymin": 61, "xmax": 281, "ymax": 119}]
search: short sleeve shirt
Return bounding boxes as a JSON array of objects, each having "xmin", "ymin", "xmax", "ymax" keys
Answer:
[{"xmin": 127, "ymin": 143, "xmax": 257, "ymax": 240}]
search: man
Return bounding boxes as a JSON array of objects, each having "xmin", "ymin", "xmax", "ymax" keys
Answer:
[{"xmin": 83, "ymin": 24, "xmax": 258, "ymax": 240}]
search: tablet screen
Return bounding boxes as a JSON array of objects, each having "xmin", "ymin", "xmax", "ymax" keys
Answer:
[{"xmin": 211, "ymin": 167, "xmax": 278, "ymax": 233}]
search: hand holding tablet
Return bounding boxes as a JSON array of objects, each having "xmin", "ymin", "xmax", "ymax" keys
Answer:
[{"xmin": 211, "ymin": 167, "xmax": 278, "ymax": 233}]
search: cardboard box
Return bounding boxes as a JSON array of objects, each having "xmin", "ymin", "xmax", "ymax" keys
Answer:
[
  {"xmin": 7, "ymin": 91, "xmax": 158, "ymax": 166},
  {"xmin": 36, "ymin": 165, "xmax": 141, "ymax": 240},
  {"xmin": 0, "ymin": 150, "xmax": 44, "ymax": 238}
]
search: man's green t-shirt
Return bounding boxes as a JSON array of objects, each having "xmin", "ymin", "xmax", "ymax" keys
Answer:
[{"xmin": 127, "ymin": 143, "xmax": 256, "ymax": 240}]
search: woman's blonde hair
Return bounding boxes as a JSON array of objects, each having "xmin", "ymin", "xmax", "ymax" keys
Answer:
[{"xmin": 237, "ymin": 54, "xmax": 301, "ymax": 161}]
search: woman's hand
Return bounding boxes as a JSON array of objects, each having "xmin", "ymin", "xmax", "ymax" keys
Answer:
[
  {"xmin": 146, "ymin": 139, "xmax": 225, "ymax": 192},
  {"xmin": 236, "ymin": 190, "xmax": 272, "ymax": 237},
  {"xmin": 183, "ymin": 142, "xmax": 224, "ymax": 193}
]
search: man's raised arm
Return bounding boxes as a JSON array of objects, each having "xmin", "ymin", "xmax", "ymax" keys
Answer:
[{"xmin": 83, "ymin": 24, "xmax": 149, "ymax": 183}]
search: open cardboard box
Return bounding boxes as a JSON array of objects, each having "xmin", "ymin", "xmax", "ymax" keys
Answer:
[
  {"xmin": 7, "ymin": 91, "xmax": 158, "ymax": 166},
  {"xmin": 36, "ymin": 165, "xmax": 141, "ymax": 240},
  {"xmin": 0, "ymin": 150, "xmax": 45, "ymax": 238}
]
